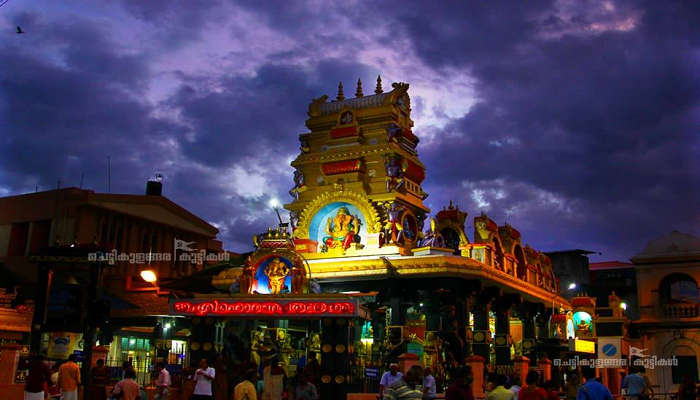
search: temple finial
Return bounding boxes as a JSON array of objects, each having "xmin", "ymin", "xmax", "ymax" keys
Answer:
[
  {"xmin": 355, "ymin": 78, "xmax": 364, "ymax": 97},
  {"xmin": 375, "ymin": 75, "xmax": 383, "ymax": 94},
  {"xmin": 337, "ymin": 81, "xmax": 345, "ymax": 101}
]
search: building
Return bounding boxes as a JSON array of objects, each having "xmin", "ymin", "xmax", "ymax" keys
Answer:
[
  {"xmin": 0, "ymin": 184, "xmax": 230, "ymax": 387},
  {"xmin": 629, "ymin": 231, "xmax": 700, "ymax": 393},
  {"xmin": 545, "ymin": 249, "xmax": 596, "ymax": 298},
  {"xmin": 589, "ymin": 261, "xmax": 638, "ymax": 320},
  {"xmin": 163, "ymin": 79, "xmax": 575, "ymax": 399}
]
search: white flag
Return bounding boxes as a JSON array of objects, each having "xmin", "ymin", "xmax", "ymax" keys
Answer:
[
  {"xmin": 174, "ymin": 238, "xmax": 196, "ymax": 252},
  {"xmin": 629, "ymin": 346, "xmax": 648, "ymax": 357}
]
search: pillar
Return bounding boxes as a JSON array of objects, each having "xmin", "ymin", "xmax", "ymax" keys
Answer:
[
  {"xmin": 538, "ymin": 357, "xmax": 552, "ymax": 382},
  {"xmin": 398, "ymin": 353, "xmax": 420, "ymax": 374},
  {"xmin": 390, "ymin": 296, "xmax": 405, "ymax": 326},
  {"xmin": 518, "ymin": 303, "xmax": 537, "ymax": 363},
  {"xmin": 494, "ymin": 299, "xmax": 511, "ymax": 367},
  {"xmin": 471, "ymin": 297, "xmax": 491, "ymax": 364},
  {"xmin": 0, "ymin": 344, "xmax": 22, "ymax": 384},
  {"xmin": 467, "ymin": 355, "xmax": 486, "ymax": 399},
  {"xmin": 91, "ymin": 346, "xmax": 110, "ymax": 367},
  {"xmin": 513, "ymin": 356, "xmax": 529, "ymax": 387}
]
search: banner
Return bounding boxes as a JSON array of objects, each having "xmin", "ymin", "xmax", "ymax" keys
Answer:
[{"xmin": 47, "ymin": 332, "xmax": 82, "ymax": 360}]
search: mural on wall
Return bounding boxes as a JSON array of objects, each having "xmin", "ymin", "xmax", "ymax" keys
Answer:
[
  {"xmin": 252, "ymin": 255, "xmax": 294, "ymax": 295},
  {"xmin": 572, "ymin": 311, "xmax": 593, "ymax": 337},
  {"xmin": 309, "ymin": 202, "xmax": 367, "ymax": 253}
]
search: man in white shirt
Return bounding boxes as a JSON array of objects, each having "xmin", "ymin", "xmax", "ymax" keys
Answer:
[
  {"xmin": 423, "ymin": 366, "xmax": 437, "ymax": 399},
  {"xmin": 193, "ymin": 358, "xmax": 216, "ymax": 400},
  {"xmin": 379, "ymin": 363, "xmax": 403, "ymax": 399},
  {"xmin": 155, "ymin": 361, "xmax": 171, "ymax": 400}
]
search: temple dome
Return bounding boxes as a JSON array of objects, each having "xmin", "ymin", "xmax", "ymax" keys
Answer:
[{"xmin": 632, "ymin": 230, "xmax": 700, "ymax": 262}]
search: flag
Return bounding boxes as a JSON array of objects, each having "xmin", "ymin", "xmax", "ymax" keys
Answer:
[
  {"xmin": 629, "ymin": 346, "xmax": 648, "ymax": 357},
  {"xmin": 174, "ymin": 238, "xmax": 196, "ymax": 252}
]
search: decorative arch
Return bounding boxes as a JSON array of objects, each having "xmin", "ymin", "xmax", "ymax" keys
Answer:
[
  {"xmin": 293, "ymin": 189, "xmax": 382, "ymax": 239},
  {"xmin": 659, "ymin": 273, "xmax": 699, "ymax": 303}
]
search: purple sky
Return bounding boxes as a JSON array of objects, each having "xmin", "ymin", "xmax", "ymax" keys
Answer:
[{"xmin": 0, "ymin": 0, "xmax": 698, "ymax": 262}]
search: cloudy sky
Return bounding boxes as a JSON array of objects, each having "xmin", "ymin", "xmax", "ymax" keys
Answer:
[{"xmin": 0, "ymin": 0, "xmax": 697, "ymax": 261}]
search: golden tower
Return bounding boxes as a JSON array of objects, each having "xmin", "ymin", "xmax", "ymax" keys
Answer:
[{"xmin": 285, "ymin": 78, "xmax": 430, "ymax": 257}]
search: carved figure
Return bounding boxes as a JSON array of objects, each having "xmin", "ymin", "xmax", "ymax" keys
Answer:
[
  {"xmin": 384, "ymin": 154, "xmax": 406, "ymax": 192},
  {"xmin": 291, "ymin": 263, "xmax": 306, "ymax": 294},
  {"xmin": 380, "ymin": 202, "xmax": 404, "ymax": 246},
  {"xmin": 240, "ymin": 262, "xmax": 255, "ymax": 294},
  {"xmin": 387, "ymin": 123, "xmax": 402, "ymax": 143},
  {"xmin": 264, "ymin": 258, "xmax": 290, "ymax": 294},
  {"xmin": 419, "ymin": 218, "xmax": 445, "ymax": 248},
  {"xmin": 289, "ymin": 170, "xmax": 306, "ymax": 200}
]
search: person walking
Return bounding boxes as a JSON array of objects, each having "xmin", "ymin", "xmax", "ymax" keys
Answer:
[
  {"xmin": 301, "ymin": 352, "xmax": 320, "ymax": 388},
  {"xmin": 90, "ymin": 358, "xmax": 109, "ymax": 400},
  {"xmin": 380, "ymin": 363, "xmax": 404, "ymax": 399},
  {"xmin": 58, "ymin": 354, "xmax": 81, "ymax": 400},
  {"xmin": 487, "ymin": 375, "xmax": 514, "ymax": 400},
  {"xmin": 509, "ymin": 375, "xmax": 522, "ymax": 400},
  {"xmin": 422, "ymin": 367, "xmax": 437, "ymax": 400},
  {"xmin": 576, "ymin": 368, "xmax": 612, "ymax": 400},
  {"xmin": 564, "ymin": 373, "xmax": 580, "ymax": 400},
  {"xmin": 155, "ymin": 362, "xmax": 171, "ymax": 400},
  {"xmin": 295, "ymin": 373, "xmax": 319, "ymax": 400},
  {"xmin": 446, "ymin": 366, "xmax": 474, "ymax": 400},
  {"xmin": 261, "ymin": 359, "xmax": 285, "ymax": 400},
  {"xmin": 24, "ymin": 354, "xmax": 51, "ymax": 400},
  {"xmin": 622, "ymin": 366, "xmax": 649, "ymax": 400},
  {"xmin": 193, "ymin": 358, "xmax": 216, "ymax": 400},
  {"xmin": 519, "ymin": 371, "xmax": 547, "ymax": 400},
  {"xmin": 112, "ymin": 368, "xmax": 140, "ymax": 400},
  {"xmin": 383, "ymin": 365, "xmax": 424, "ymax": 400},
  {"xmin": 234, "ymin": 369, "xmax": 258, "ymax": 400}
]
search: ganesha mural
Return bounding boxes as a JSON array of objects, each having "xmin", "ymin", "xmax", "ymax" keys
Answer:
[
  {"xmin": 308, "ymin": 202, "xmax": 367, "ymax": 253},
  {"xmin": 252, "ymin": 255, "xmax": 294, "ymax": 295}
]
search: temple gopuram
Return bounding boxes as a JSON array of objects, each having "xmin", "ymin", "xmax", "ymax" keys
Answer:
[{"xmin": 167, "ymin": 78, "xmax": 575, "ymax": 399}]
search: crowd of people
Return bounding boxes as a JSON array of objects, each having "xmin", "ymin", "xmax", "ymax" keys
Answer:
[{"xmin": 21, "ymin": 352, "xmax": 700, "ymax": 400}]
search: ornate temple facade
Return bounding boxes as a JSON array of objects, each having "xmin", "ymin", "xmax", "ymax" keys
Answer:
[{"xmin": 170, "ymin": 79, "xmax": 575, "ymax": 399}]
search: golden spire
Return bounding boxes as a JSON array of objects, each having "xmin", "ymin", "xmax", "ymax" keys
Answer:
[
  {"xmin": 375, "ymin": 75, "xmax": 383, "ymax": 94},
  {"xmin": 337, "ymin": 81, "xmax": 345, "ymax": 101},
  {"xmin": 355, "ymin": 78, "xmax": 364, "ymax": 97}
]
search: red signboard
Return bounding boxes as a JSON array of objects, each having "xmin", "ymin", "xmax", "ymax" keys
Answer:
[
  {"xmin": 321, "ymin": 159, "xmax": 362, "ymax": 175},
  {"xmin": 169, "ymin": 298, "xmax": 358, "ymax": 318}
]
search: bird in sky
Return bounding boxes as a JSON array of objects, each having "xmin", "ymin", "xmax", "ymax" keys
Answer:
[{"xmin": 16, "ymin": 26, "xmax": 23, "ymax": 34}]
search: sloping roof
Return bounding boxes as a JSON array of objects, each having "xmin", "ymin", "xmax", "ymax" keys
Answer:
[{"xmin": 589, "ymin": 261, "xmax": 634, "ymax": 270}]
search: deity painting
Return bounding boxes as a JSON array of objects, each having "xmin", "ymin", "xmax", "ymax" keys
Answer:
[
  {"xmin": 340, "ymin": 111, "xmax": 353, "ymax": 125},
  {"xmin": 572, "ymin": 311, "xmax": 593, "ymax": 336},
  {"xmin": 252, "ymin": 256, "xmax": 293, "ymax": 294},
  {"xmin": 309, "ymin": 202, "xmax": 367, "ymax": 253}
]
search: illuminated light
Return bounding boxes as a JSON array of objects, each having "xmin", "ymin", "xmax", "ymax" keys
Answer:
[
  {"xmin": 360, "ymin": 338, "xmax": 374, "ymax": 344},
  {"xmin": 268, "ymin": 198, "xmax": 280, "ymax": 208},
  {"xmin": 419, "ymin": 303, "xmax": 424, "ymax": 307},
  {"xmin": 171, "ymin": 299, "xmax": 358, "ymax": 318},
  {"xmin": 340, "ymin": 291, "xmax": 360, "ymax": 294},
  {"xmin": 568, "ymin": 282, "xmax": 577, "ymax": 290},
  {"xmin": 164, "ymin": 322, "xmax": 172, "ymax": 330},
  {"xmin": 620, "ymin": 302, "xmax": 627, "ymax": 310},
  {"xmin": 140, "ymin": 270, "xmax": 157, "ymax": 283},
  {"xmin": 570, "ymin": 338, "xmax": 595, "ymax": 354}
]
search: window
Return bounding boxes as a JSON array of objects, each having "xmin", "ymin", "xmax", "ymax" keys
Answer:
[{"xmin": 672, "ymin": 355, "xmax": 698, "ymax": 384}]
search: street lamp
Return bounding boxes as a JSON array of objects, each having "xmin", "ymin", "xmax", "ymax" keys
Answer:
[
  {"xmin": 568, "ymin": 282, "xmax": 577, "ymax": 290},
  {"xmin": 140, "ymin": 269, "xmax": 157, "ymax": 283}
]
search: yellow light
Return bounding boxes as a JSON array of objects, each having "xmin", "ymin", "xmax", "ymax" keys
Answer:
[
  {"xmin": 570, "ymin": 339, "xmax": 595, "ymax": 354},
  {"xmin": 360, "ymin": 338, "xmax": 374, "ymax": 344},
  {"xmin": 140, "ymin": 270, "xmax": 157, "ymax": 283},
  {"xmin": 620, "ymin": 302, "xmax": 627, "ymax": 310}
]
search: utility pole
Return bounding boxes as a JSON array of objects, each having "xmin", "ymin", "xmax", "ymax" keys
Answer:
[{"xmin": 81, "ymin": 259, "xmax": 104, "ymax": 400}]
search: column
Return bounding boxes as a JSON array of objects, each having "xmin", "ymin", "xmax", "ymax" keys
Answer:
[
  {"xmin": 518, "ymin": 303, "xmax": 537, "ymax": 363},
  {"xmin": 538, "ymin": 357, "xmax": 552, "ymax": 381},
  {"xmin": 535, "ymin": 308, "xmax": 552, "ymax": 362},
  {"xmin": 0, "ymin": 344, "xmax": 22, "ymax": 384},
  {"xmin": 513, "ymin": 356, "xmax": 530, "ymax": 387},
  {"xmin": 493, "ymin": 298, "xmax": 512, "ymax": 367},
  {"xmin": 466, "ymin": 355, "xmax": 486, "ymax": 399},
  {"xmin": 471, "ymin": 294, "xmax": 491, "ymax": 364},
  {"xmin": 390, "ymin": 296, "xmax": 405, "ymax": 326}
]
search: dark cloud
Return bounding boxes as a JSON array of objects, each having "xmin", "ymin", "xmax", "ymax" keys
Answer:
[{"xmin": 0, "ymin": 0, "xmax": 697, "ymax": 262}]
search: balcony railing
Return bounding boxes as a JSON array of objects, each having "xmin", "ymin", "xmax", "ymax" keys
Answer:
[{"xmin": 663, "ymin": 303, "xmax": 699, "ymax": 318}]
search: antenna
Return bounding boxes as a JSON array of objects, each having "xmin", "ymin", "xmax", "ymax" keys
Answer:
[
  {"xmin": 79, "ymin": 173, "xmax": 84, "ymax": 189},
  {"xmin": 107, "ymin": 156, "xmax": 111, "ymax": 193}
]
